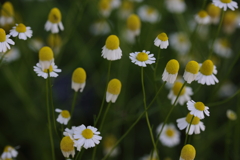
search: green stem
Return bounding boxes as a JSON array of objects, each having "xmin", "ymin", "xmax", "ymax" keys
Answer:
[
  {"xmin": 234, "ymin": 94, "xmax": 240, "ymax": 160},
  {"xmin": 154, "ymin": 49, "xmax": 161, "ymax": 81},
  {"xmin": 148, "ymin": 81, "xmax": 167, "ymax": 108},
  {"xmin": 71, "ymin": 91, "xmax": 79, "ymax": 118},
  {"xmin": 225, "ymin": 120, "xmax": 231, "ymax": 160},
  {"xmin": 184, "ymin": 116, "xmax": 194, "ymax": 145},
  {"xmin": 141, "ymin": 67, "xmax": 159, "ymax": 160},
  {"xmin": 0, "ymin": 52, "xmax": 8, "ymax": 67},
  {"xmin": 75, "ymin": 148, "xmax": 85, "ymax": 160}
]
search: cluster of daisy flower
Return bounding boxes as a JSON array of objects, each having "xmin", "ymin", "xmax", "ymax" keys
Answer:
[{"xmin": 0, "ymin": 146, "xmax": 18, "ymax": 160}]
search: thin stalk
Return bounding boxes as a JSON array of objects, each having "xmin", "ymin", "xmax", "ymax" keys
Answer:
[
  {"xmin": 184, "ymin": 116, "xmax": 194, "ymax": 145},
  {"xmin": 225, "ymin": 120, "xmax": 231, "ymax": 160},
  {"xmin": 234, "ymin": 94, "xmax": 240, "ymax": 160},
  {"xmin": 154, "ymin": 49, "xmax": 161, "ymax": 81},
  {"xmin": 75, "ymin": 148, "xmax": 85, "ymax": 160},
  {"xmin": 71, "ymin": 91, "xmax": 79, "ymax": 118},
  {"xmin": 0, "ymin": 52, "xmax": 7, "ymax": 66},
  {"xmin": 148, "ymin": 81, "xmax": 167, "ymax": 108}
]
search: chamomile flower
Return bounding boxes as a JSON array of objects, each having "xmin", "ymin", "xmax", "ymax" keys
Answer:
[
  {"xmin": 72, "ymin": 67, "xmax": 87, "ymax": 92},
  {"xmin": 33, "ymin": 62, "xmax": 61, "ymax": 79},
  {"xmin": 195, "ymin": 10, "xmax": 211, "ymax": 25},
  {"xmin": 1, "ymin": 146, "xmax": 18, "ymax": 159},
  {"xmin": 45, "ymin": 8, "xmax": 64, "ymax": 33},
  {"xmin": 47, "ymin": 33, "xmax": 62, "ymax": 54},
  {"xmin": 154, "ymin": 32, "xmax": 169, "ymax": 49},
  {"xmin": 162, "ymin": 59, "xmax": 179, "ymax": 83},
  {"xmin": 170, "ymin": 32, "xmax": 191, "ymax": 55},
  {"xmin": 118, "ymin": 1, "xmax": 134, "ymax": 19},
  {"xmin": 125, "ymin": 14, "xmax": 141, "ymax": 43},
  {"xmin": 156, "ymin": 123, "xmax": 180, "ymax": 147},
  {"xmin": 223, "ymin": 11, "xmax": 238, "ymax": 34},
  {"xmin": 60, "ymin": 136, "xmax": 75, "ymax": 158},
  {"xmin": 177, "ymin": 113, "xmax": 205, "ymax": 135},
  {"xmin": 183, "ymin": 61, "xmax": 199, "ymax": 84},
  {"xmin": 38, "ymin": 46, "xmax": 54, "ymax": 70},
  {"xmin": 63, "ymin": 126, "xmax": 77, "ymax": 137},
  {"xmin": 1, "ymin": 47, "xmax": 20, "ymax": 63},
  {"xmin": 99, "ymin": 0, "xmax": 112, "ymax": 17},
  {"xmin": 0, "ymin": 2, "xmax": 14, "ymax": 26},
  {"xmin": 110, "ymin": 0, "xmax": 121, "ymax": 9},
  {"xmin": 187, "ymin": 100, "xmax": 210, "ymax": 119},
  {"xmin": 137, "ymin": 5, "xmax": 160, "ymax": 23},
  {"xmin": 103, "ymin": 135, "xmax": 120, "ymax": 157},
  {"xmin": 102, "ymin": 35, "xmax": 122, "ymax": 61},
  {"xmin": 0, "ymin": 28, "xmax": 15, "ymax": 53},
  {"xmin": 165, "ymin": 0, "xmax": 186, "ymax": 13},
  {"xmin": 73, "ymin": 124, "xmax": 102, "ymax": 150},
  {"xmin": 168, "ymin": 81, "xmax": 193, "ymax": 105},
  {"xmin": 129, "ymin": 50, "xmax": 156, "ymax": 67},
  {"xmin": 195, "ymin": 59, "xmax": 219, "ymax": 85},
  {"xmin": 207, "ymin": 3, "xmax": 221, "ymax": 24},
  {"xmin": 213, "ymin": 38, "xmax": 232, "ymax": 58},
  {"xmin": 179, "ymin": 144, "xmax": 196, "ymax": 160},
  {"xmin": 226, "ymin": 109, "xmax": 237, "ymax": 120},
  {"xmin": 9, "ymin": 23, "xmax": 32, "ymax": 40},
  {"xmin": 55, "ymin": 109, "xmax": 71, "ymax": 125},
  {"xmin": 90, "ymin": 19, "xmax": 110, "ymax": 36},
  {"xmin": 212, "ymin": 0, "xmax": 238, "ymax": 11},
  {"xmin": 106, "ymin": 78, "xmax": 122, "ymax": 103}
]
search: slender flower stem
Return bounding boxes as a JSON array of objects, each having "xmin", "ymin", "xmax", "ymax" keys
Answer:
[
  {"xmin": 46, "ymin": 71, "xmax": 55, "ymax": 160},
  {"xmin": 154, "ymin": 49, "xmax": 161, "ymax": 81},
  {"xmin": 75, "ymin": 148, "xmax": 85, "ymax": 160},
  {"xmin": 148, "ymin": 81, "xmax": 167, "ymax": 108},
  {"xmin": 184, "ymin": 116, "xmax": 194, "ymax": 145},
  {"xmin": 71, "ymin": 91, "xmax": 79, "ymax": 118},
  {"xmin": 0, "ymin": 52, "xmax": 7, "ymax": 67},
  {"xmin": 234, "ymin": 94, "xmax": 240, "ymax": 160}
]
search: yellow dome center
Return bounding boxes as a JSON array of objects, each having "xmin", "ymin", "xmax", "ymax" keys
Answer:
[
  {"xmin": 220, "ymin": 39, "xmax": 230, "ymax": 48},
  {"xmin": 72, "ymin": 68, "xmax": 86, "ymax": 83},
  {"xmin": 99, "ymin": 0, "xmax": 110, "ymax": 10},
  {"xmin": 157, "ymin": 32, "xmax": 168, "ymax": 41},
  {"xmin": 103, "ymin": 135, "xmax": 117, "ymax": 148},
  {"xmin": 105, "ymin": 35, "xmax": 120, "ymax": 50},
  {"xmin": 198, "ymin": 10, "xmax": 208, "ymax": 18},
  {"xmin": 207, "ymin": 4, "xmax": 220, "ymax": 18},
  {"xmin": 43, "ymin": 65, "xmax": 53, "ymax": 73},
  {"xmin": 194, "ymin": 102, "xmax": 205, "ymax": 111},
  {"xmin": 185, "ymin": 61, "xmax": 199, "ymax": 74},
  {"xmin": 39, "ymin": 46, "xmax": 54, "ymax": 61},
  {"xmin": 82, "ymin": 129, "xmax": 94, "ymax": 139},
  {"xmin": 1, "ymin": 2, "xmax": 14, "ymax": 17},
  {"xmin": 16, "ymin": 23, "xmax": 27, "ymax": 33},
  {"xmin": 147, "ymin": 7, "xmax": 155, "ymax": 15},
  {"xmin": 121, "ymin": 1, "xmax": 133, "ymax": 10},
  {"xmin": 220, "ymin": 0, "xmax": 232, "ymax": 3},
  {"xmin": 186, "ymin": 113, "xmax": 200, "ymax": 125},
  {"xmin": 172, "ymin": 82, "xmax": 186, "ymax": 96},
  {"xmin": 136, "ymin": 52, "xmax": 148, "ymax": 62},
  {"xmin": 47, "ymin": 34, "xmax": 62, "ymax": 48},
  {"xmin": 165, "ymin": 128, "xmax": 174, "ymax": 137},
  {"xmin": 127, "ymin": 14, "xmax": 141, "ymax": 31},
  {"xmin": 60, "ymin": 136, "xmax": 74, "ymax": 152},
  {"xmin": 200, "ymin": 60, "xmax": 214, "ymax": 76},
  {"xmin": 224, "ymin": 11, "xmax": 237, "ymax": 25},
  {"xmin": 107, "ymin": 79, "xmax": 122, "ymax": 95},
  {"xmin": 48, "ymin": 8, "xmax": 61, "ymax": 23},
  {"xmin": 61, "ymin": 110, "xmax": 70, "ymax": 118},
  {"xmin": 180, "ymin": 144, "xmax": 196, "ymax": 160},
  {"xmin": 3, "ymin": 146, "xmax": 13, "ymax": 152},
  {"xmin": 166, "ymin": 59, "xmax": 179, "ymax": 74},
  {"xmin": 0, "ymin": 28, "xmax": 7, "ymax": 42}
]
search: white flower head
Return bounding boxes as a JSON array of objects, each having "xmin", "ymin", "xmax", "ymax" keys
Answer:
[
  {"xmin": 1, "ymin": 146, "xmax": 18, "ymax": 159},
  {"xmin": 55, "ymin": 108, "xmax": 71, "ymax": 125},
  {"xmin": 156, "ymin": 123, "xmax": 180, "ymax": 147},
  {"xmin": 187, "ymin": 100, "xmax": 210, "ymax": 119},
  {"xmin": 103, "ymin": 135, "xmax": 120, "ymax": 157},
  {"xmin": 170, "ymin": 32, "xmax": 191, "ymax": 55},
  {"xmin": 72, "ymin": 68, "xmax": 87, "ymax": 92},
  {"xmin": 162, "ymin": 59, "xmax": 179, "ymax": 83},
  {"xmin": 212, "ymin": 0, "xmax": 238, "ymax": 11},
  {"xmin": 0, "ymin": 2, "xmax": 14, "ymax": 26},
  {"xmin": 213, "ymin": 38, "xmax": 232, "ymax": 58},
  {"xmin": 137, "ymin": 5, "xmax": 160, "ymax": 23},
  {"xmin": 183, "ymin": 60, "xmax": 199, "ymax": 84},
  {"xmin": 60, "ymin": 136, "xmax": 75, "ymax": 158},
  {"xmin": 177, "ymin": 113, "xmax": 205, "ymax": 135},
  {"xmin": 106, "ymin": 79, "xmax": 122, "ymax": 103},
  {"xmin": 1, "ymin": 47, "xmax": 20, "ymax": 63},
  {"xmin": 226, "ymin": 109, "xmax": 237, "ymax": 120},
  {"xmin": 10, "ymin": 23, "xmax": 33, "ymax": 40},
  {"xmin": 125, "ymin": 14, "xmax": 141, "ymax": 44},
  {"xmin": 102, "ymin": 35, "xmax": 122, "ymax": 61},
  {"xmin": 45, "ymin": 8, "xmax": 64, "ymax": 33},
  {"xmin": 129, "ymin": 50, "xmax": 156, "ymax": 67},
  {"xmin": 73, "ymin": 124, "xmax": 102, "ymax": 150},
  {"xmin": 33, "ymin": 62, "xmax": 61, "ymax": 79},
  {"xmin": 0, "ymin": 28, "xmax": 15, "ymax": 53},
  {"xmin": 195, "ymin": 10, "xmax": 211, "ymax": 25},
  {"xmin": 179, "ymin": 144, "xmax": 196, "ymax": 160},
  {"xmin": 90, "ymin": 20, "xmax": 110, "ymax": 36},
  {"xmin": 165, "ymin": 0, "xmax": 186, "ymax": 13},
  {"xmin": 154, "ymin": 32, "xmax": 169, "ymax": 49},
  {"xmin": 99, "ymin": 0, "xmax": 112, "ymax": 17}
]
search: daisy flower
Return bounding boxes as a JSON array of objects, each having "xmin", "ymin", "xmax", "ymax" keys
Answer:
[
  {"xmin": 0, "ymin": 2, "xmax": 14, "ymax": 26},
  {"xmin": 207, "ymin": 3, "xmax": 221, "ymax": 24},
  {"xmin": 165, "ymin": 0, "xmax": 186, "ymax": 13},
  {"xmin": 195, "ymin": 10, "xmax": 211, "ymax": 25},
  {"xmin": 38, "ymin": 46, "xmax": 54, "ymax": 70},
  {"xmin": 1, "ymin": 146, "xmax": 18, "ymax": 159},
  {"xmin": 45, "ymin": 8, "xmax": 64, "ymax": 33},
  {"xmin": 156, "ymin": 123, "xmax": 180, "ymax": 147},
  {"xmin": 125, "ymin": 14, "xmax": 141, "ymax": 44},
  {"xmin": 1, "ymin": 46, "xmax": 20, "ymax": 63},
  {"xmin": 223, "ymin": 11, "xmax": 238, "ymax": 34},
  {"xmin": 0, "ymin": 28, "xmax": 15, "ymax": 53},
  {"xmin": 170, "ymin": 32, "xmax": 191, "ymax": 55},
  {"xmin": 99, "ymin": 0, "xmax": 112, "ymax": 18},
  {"xmin": 195, "ymin": 59, "xmax": 219, "ymax": 85},
  {"xmin": 168, "ymin": 81, "xmax": 193, "ymax": 105},
  {"xmin": 213, "ymin": 38, "xmax": 232, "ymax": 58},
  {"xmin": 212, "ymin": 0, "xmax": 238, "ymax": 11},
  {"xmin": 90, "ymin": 19, "xmax": 110, "ymax": 36},
  {"xmin": 102, "ymin": 35, "xmax": 122, "ymax": 61},
  {"xmin": 179, "ymin": 144, "xmax": 196, "ymax": 160},
  {"xmin": 60, "ymin": 136, "xmax": 75, "ymax": 158},
  {"xmin": 28, "ymin": 37, "xmax": 44, "ymax": 52},
  {"xmin": 55, "ymin": 108, "xmax": 71, "ymax": 125},
  {"xmin": 118, "ymin": 1, "xmax": 133, "ymax": 19},
  {"xmin": 154, "ymin": 32, "xmax": 169, "ymax": 49},
  {"xmin": 177, "ymin": 113, "xmax": 205, "ymax": 135},
  {"xmin": 187, "ymin": 100, "xmax": 210, "ymax": 119},
  {"xmin": 110, "ymin": 0, "xmax": 121, "ymax": 9},
  {"xmin": 183, "ymin": 60, "xmax": 199, "ymax": 84},
  {"xmin": 33, "ymin": 62, "xmax": 61, "ymax": 79},
  {"xmin": 72, "ymin": 67, "xmax": 87, "ymax": 92},
  {"xmin": 129, "ymin": 50, "xmax": 156, "ymax": 67},
  {"xmin": 47, "ymin": 34, "xmax": 62, "ymax": 54},
  {"xmin": 63, "ymin": 126, "xmax": 77, "ymax": 137},
  {"xmin": 9, "ymin": 23, "xmax": 33, "ymax": 40},
  {"xmin": 162, "ymin": 59, "xmax": 179, "ymax": 84},
  {"xmin": 73, "ymin": 124, "xmax": 102, "ymax": 150},
  {"xmin": 103, "ymin": 135, "xmax": 120, "ymax": 157},
  {"xmin": 106, "ymin": 78, "xmax": 122, "ymax": 103},
  {"xmin": 226, "ymin": 109, "xmax": 237, "ymax": 120},
  {"xmin": 137, "ymin": 5, "xmax": 160, "ymax": 23}
]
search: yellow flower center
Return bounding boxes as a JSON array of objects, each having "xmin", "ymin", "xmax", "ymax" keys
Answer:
[
  {"xmin": 105, "ymin": 35, "xmax": 120, "ymax": 50},
  {"xmin": 178, "ymin": 34, "xmax": 187, "ymax": 43},
  {"xmin": 147, "ymin": 7, "xmax": 155, "ymax": 15},
  {"xmin": 157, "ymin": 32, "xmax": 168, "ymax": 41},
  {"xmin": 47, "ymin": 34, "xmax": 62, "ymax": 48},
  {"xmin": 107, "ymin": 79, "xmax": 122, "ymax": 95},
  {"xmin": 185, "ymin": 61, "xmax": 199, "ymax": 74},
  {"xmin": 39, "ymin": 46, "xmax": 54, "ymax": 61},
  {"xmin": 220, "ymin": 39, "xmax": 230, "ymax": 48},
  {"xmin": 220, "ymin": 0, "xmax": 232, "ymax": 3},
  {"xmin": 99, "ymin": 0, "xmax": 110, "ymax": 10},
  {"xmin": 82, "ymin": 129, "xmax": 94, "ymax": 139},
  {"xmin": 3, "ymin": 146, "xmax": 12, "ymax": 152},
  {"xmin": 103, "ymin": 135, "xmax": 117, "ymax": 148},
  {"xmin": 43, "ymin": 65, "xmax": 53, "ymax": 73},
  {"xmin": 172, "ymin": 82, "xmax": 186, "ymax": 96},
  {"xmin": 180, "ymin": 144, "xmax": 196, "ymax": 160},
  {"xmin": 136, "ymin": 52, "xmax": 148, "ymax": 62},
  {"xmin": 207, "ymin": 4, "xmax": 220, "ymax": 18},
  {"xmin": 227, "ymin": 110, "xmax": 237, "ymax": 120},
  {"xmin": 200, "ymin": 60, "xmax": 214, "ymax": 76},
  {"xmin": 16, "ymin": 23, "xmax": 27, "ymax": 33},
  {"xmin": 194, "ymin": 102, "xmax": 205, "ymax": 111},
  {"xmin": 198, "ymin": 10, "xmax": 208, "ymax": 18},
  {"xmin": 224, "ymin": 11, "xmax": 237, "ymax": 25},
  {"xmin": 61, "ymin": 110, "xmax": 70, "ymax": 118},
  {"xmin": 48, "ymin": 8, "xmax": 62, "ymax": 23},
  {"xmin": 0, "ymin": 28, "xmax": 7, "ymax": 42},
  {"xmin": 186, "ymin": 113, "xmax": 200, "ymax": 125},
  {"xmin": 60, "ymin": 136, "xmax": 74, "ymax": 152},
  {"xmin": 1, "ymin": 2, "xmax": 14, "ymax": 17},
  {"xmin": 72, "ymin": 68, "xmax": 86, "ymax": 83},
  {"xmin": 166, "ymin": 59, "xmax": 179, "ymax": 74},
  {"xmin": 121, "ymin": 1, "xmax": 133, "ymax": 10},
  {"xmin": 165, "ymin": 128, "xmax": 174, "ymax": 137},
  {"xmin": 127, "ymin": 14, "xmax": 141, "ymax": 31}
]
